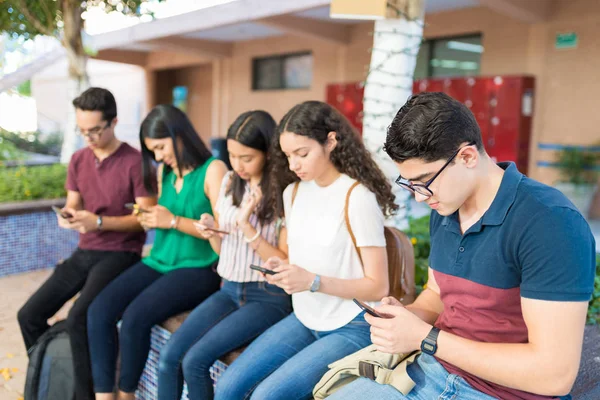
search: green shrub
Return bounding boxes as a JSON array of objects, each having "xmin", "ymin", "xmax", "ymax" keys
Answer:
[
  {"xmin": 405, "ymin": 215, "xmax": 431, "ymax": 293},
  {"xmin": 405, "ymin": 215, "xmax": 600, "ymax": 325},
  {"xmin": 587, "ymin": 254, "xmax": 600, "ymax": 325},
  {"xmin": 0, "ymin": 164, "xmax": 67, "ymax": 202}
]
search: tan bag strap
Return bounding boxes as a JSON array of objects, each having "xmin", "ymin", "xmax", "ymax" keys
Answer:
[{"xmin": 344, "ymin": 181, "xmax": 362, "ymax": 263}]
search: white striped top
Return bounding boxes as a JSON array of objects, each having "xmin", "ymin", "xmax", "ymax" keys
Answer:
[{"xmin": 215, "ymin": 171, "xmax": 281, "ymax": 282}]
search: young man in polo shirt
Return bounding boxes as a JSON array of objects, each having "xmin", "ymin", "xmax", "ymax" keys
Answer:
[
  {"xmin": 18, "ymin": 87, "xmax": 156, "ymax": 400},
  {"xmin": 329, "ymin": 92, "xmax": 596, "ymax": 400}
]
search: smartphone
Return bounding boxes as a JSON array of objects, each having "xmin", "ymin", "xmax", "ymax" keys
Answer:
[
  {"xmin": 192, "ymin": 222, "xmax": 229, "ymax": 235},
  {"xmin": 125, "ymin": 203, "xmax": 149, "ymax": 213},
  {"xmin": 353, "ymin": 298, "xmax": 394, "ymax": 319},
  {"xmin": 204, "ymin": 226, "xmax": 230, "ymax": 235},
  {"xmin": 250, "ymin": 264, "xmax": 277, "ymax": 275},
  {"xmin": 51, "ymin": 206, "xmax": 73, "ymax": 219}
]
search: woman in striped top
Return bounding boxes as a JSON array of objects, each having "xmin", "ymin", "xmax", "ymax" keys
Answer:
[{"xmin": 157, "ymin": 110, "xmax": 291, "ymax": 400}]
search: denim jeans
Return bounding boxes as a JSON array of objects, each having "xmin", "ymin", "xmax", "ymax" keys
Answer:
[
  {"xmin": 157, "ymin": 280, "xmax": 291, "ymax": 400},
  {"xmin": 214, "ymin": 311, "xmax": 371, "ymax": 400},
  {"xmin": 326, "ymin": 353, "xmax": 572, "ymax": 400},
  {"xmin": 87, "ymin": 261, "xmax": 221, "ymax": 393}
]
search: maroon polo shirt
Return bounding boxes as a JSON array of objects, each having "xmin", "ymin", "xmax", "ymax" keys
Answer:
[{"xmin": 65, "ymin": 143, "xmax": 151, "ymax": 254}]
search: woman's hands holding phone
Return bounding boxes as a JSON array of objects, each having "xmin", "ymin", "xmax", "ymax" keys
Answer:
[
  {"xmin": 194, "ymin": 213, "xmax": 224, "ymax": 239},
  {"xmin": 264, "ymin": 257, "xmax": 315, "ymax": 294},
  {"xmin": 138, "ymin": 205, "xmax": 174, "ymax": 230}
]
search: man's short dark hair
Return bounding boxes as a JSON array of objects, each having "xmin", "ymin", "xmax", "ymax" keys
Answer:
[
  {"xmin": 384, "ymin": 92, "xmax": 483, "ymax": 163},
  {"xmin": 72, "ymin": 87, "xmax": 117, "ymax": 122}
]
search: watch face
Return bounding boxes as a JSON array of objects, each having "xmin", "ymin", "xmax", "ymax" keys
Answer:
[{"xmin": 422, "ymin": 342, "xmax": 436, "ymax": 353}]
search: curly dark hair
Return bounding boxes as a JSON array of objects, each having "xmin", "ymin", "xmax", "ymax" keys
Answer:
[
  {"xmin": 226, "ymin": 110, "xmax": 278, "ymax": 224},
  {"xmin": 267, "ymin": 100, "xmax": 398, "ymax": 218}
]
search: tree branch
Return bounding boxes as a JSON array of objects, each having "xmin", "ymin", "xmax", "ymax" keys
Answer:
[
  {"xmin": 38, "ymin": 0, "xmax": 55, "ymax": 33},
  {"xmin": 15, "ymin": 0, "xmax": 54, "ymax": 36}
]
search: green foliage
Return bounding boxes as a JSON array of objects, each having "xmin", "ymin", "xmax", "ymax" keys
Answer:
[
  {"xmin": 0, "ymin": 129, "xmax": 63, "ymax": 156},
  {"xmin": 556, "ymin": 147, "xmax": 598, "ymax": 185},
  {"xmin": 0, "ymin": 1, "xmax": 161, "ymax": 40},
  {"xmin": 16, "ymin": 79, "xmax": 31, "ymax": 96},
  {"xmin": 0, "ymin": 164, "xmax": 67, "ymax": 202},
  {"xmin": 0, "ymin": 137, "xmax": 20, "ymax": 161},
  {"xmin": 405, "ymin": 215, "xmax": 431, "ymax": 293},
  {"xmin": 587, "ymin": 255, "xmax": 600, "ymax": 325}
]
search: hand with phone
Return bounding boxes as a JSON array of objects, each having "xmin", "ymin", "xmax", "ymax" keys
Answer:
[
  {"xmin": 137, "ymin": 205, "xmax": 174, "ymax": 230},
  {"xmin": 194, "ymin": 213, "xmax": 228, "ymax": 239},
  {"xmin": 363, "ymin": 297, "xmax": 434, "ymax": 355},
  {"xmin": 53, "ymin": 206, "xmax": 76, "ymax": 230},
  {"xmin": 125, "ymin": 202, "xmax": 149, "ymax": 215},
  {"xmin": 264, "ymin": 257, "xmax": 315, "ymax": 294},
  {"xmin": 353, "ymin": 298, "xmax": 394, "ymax": 319},
  {"xmin": 250, "ymin": 264, "xmax": 277, "ymax": 275}
]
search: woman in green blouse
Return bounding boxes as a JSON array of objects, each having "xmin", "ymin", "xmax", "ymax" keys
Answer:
[{"xmin": 87, "ymin": 104, "xmax": 227, "ymax": 400}]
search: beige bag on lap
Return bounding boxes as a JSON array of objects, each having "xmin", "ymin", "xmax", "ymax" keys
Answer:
[{"xmin": 313, "ymin": 344, "xmax": 420, "ymax": 399}]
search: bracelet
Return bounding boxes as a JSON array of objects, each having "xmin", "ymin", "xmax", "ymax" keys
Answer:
[
  {"xmin": 170, "ymin": 216, "xmax": 179, "ymax": 230},
  {"xmin": 244, "ymin": 229, "xmax": 261, "ymax": 243}
]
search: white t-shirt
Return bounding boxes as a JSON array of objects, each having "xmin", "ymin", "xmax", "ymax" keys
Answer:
[{"xmin": 283, "ymin": 174, "xmax": 386, "ymax": 331}]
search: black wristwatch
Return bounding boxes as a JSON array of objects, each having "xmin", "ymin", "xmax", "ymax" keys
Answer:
[{"xmin": 420, "ymin": 327, "xmax": 440, "ymax": 355}]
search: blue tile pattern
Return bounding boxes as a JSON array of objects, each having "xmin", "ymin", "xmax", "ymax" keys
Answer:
[{"xmin": 0, "ymin": 211, "xmax": 78, "ymax": 277}]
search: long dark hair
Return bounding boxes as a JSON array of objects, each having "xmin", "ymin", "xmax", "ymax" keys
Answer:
[
  {"xmin": 140, "ymin": 104, "xmax": 213, "ymax": 193},
  {"xmin": 268, "ymin": 101, "xmax": 398, "ymax": 218},
  {"xmin": 226, "ymin": 110, "xmax": 277, "ymax": 223}
]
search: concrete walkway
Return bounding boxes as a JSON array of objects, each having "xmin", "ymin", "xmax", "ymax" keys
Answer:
[{"xmin": 0, "ymin": 269, "xmax": 72, "ymax": 400}]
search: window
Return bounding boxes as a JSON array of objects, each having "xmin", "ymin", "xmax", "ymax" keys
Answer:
[
  {"xmin": 414, "ymin": 34, "xmax": 483, "ymax": 79},
  {"xmin": 252, "ymin": 52, "xmax": 313, "ymax": 90}
]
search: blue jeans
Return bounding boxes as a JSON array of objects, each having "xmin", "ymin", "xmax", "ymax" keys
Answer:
[
  {"xmin": 214, "ymin": 311, "xmax": 371, "ymax": 400},
  {"xmin": 327, "ymin": 353, "xmax": 572, "ymax": 400},
  {"xmin": 157, "ymin": 280, "xmax": 291, "ymax": 400},
  {"xmin": 87, "ymin": 261, "xmax": 221, "ymax": 393}
]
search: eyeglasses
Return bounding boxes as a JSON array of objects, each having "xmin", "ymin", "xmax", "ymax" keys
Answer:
[
  {"xmin": 395, "ymin": 141, "xmax": 476, "ymax": 199},
  {"xmin": 76, "ymin": 122, "xmax": 111, "ymax": 140}
]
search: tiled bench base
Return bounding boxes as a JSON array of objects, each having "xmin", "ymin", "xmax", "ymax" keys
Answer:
[{"xmin": 135, "ymin": 313, "xmax": 245, "ymax": 400}]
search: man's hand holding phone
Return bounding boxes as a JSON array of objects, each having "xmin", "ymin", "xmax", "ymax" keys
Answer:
[
  {"xmin": 53, "ymin": 206, "xmax": 76, "ymax": 230},
  {"xmin": 362, "ymin": 296, "xmax": 433, "ymax": 355}
]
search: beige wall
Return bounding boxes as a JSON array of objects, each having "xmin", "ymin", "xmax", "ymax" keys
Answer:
[
  {"xmin": 153, "ymin": 65, "xmax": 214, "ymax": 146},
  {"xmin": 142, "ymin": 0, "xmax": 600, "ymax": 184}
]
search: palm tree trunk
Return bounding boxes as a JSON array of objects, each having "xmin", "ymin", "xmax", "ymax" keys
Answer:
[{"xmin": 362, "ymin": 3, "xmax": 424, "ymax": 228}]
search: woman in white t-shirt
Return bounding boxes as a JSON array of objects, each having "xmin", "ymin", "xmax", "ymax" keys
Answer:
[
  {"xmin": 156, "ymin": 110, "xmax": 292, "ymax": 400},
  {"xmin": 215, "ymin": 101, "xmax": 398, "ymax": 400}
]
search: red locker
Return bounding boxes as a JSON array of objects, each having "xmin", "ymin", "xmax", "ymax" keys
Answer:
[
  {"xmin": 413, "ymin": 76, "xmax": 535, "ymax": 174},
  {"xmin": 326, "ymin": 82, "xmax": 365, "ymax": 134},
  {"xmin": 326, "ymin": 76, "xmax": 534, "ymax": 174}
]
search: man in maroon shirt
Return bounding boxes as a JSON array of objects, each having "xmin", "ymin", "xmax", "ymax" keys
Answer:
[{"xmin": 17, "ymin": 88, "xmax": 156, "ymax": 400}]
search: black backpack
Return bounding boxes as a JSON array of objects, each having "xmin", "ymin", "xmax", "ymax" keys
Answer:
[{"xmin": 24, "ymin": 320, "xmax": 75, "ymax": 400}]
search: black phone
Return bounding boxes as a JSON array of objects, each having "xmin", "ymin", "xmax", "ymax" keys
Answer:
[
  {"xmin": 125, "ymin": 203, "xmax": 149, "ymax": 213},
  {"xmin": 204, "ymin": 226, "xmax": 230, "ymax": 235},
  {"xmin": 353, "ymin": 298, "xmax": 394, "ymax": 319},
  {"xmin": 51, "ymin": 206, "xmax": 73, "ymax": 219},
  {"xmin": 250, "ymin": 264, "xmax": 277, "ymax": 275}
]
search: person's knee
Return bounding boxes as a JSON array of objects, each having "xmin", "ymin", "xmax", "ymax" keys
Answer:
[
  {"xmin": 119, "ymin": 308, "xmax": 153, "ymax": 342},
  {"xmin": 181, "ymin": 347, "xmax": 211, "ymax": 378},
  {"xmin": 158, "ymin": 341, "xmax": 184, "ymax": 375}
]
